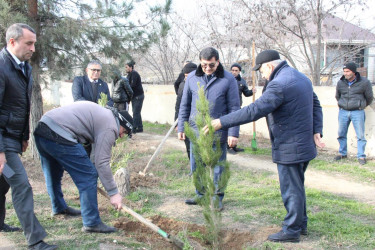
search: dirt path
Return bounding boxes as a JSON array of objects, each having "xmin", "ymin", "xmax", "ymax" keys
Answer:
[{"xmin": 136, "ymin": 133, "xmax": 375, "ymax": 205}]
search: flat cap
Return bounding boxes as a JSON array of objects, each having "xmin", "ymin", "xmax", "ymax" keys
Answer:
[{"xmin": 253, "ymin": 50, "xmax": 280, "ymax": 71}]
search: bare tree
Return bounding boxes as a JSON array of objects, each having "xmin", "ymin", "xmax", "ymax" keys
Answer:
[{"xmin": 235, "ymin": 0, "xmax": 370, "ymax": 85}]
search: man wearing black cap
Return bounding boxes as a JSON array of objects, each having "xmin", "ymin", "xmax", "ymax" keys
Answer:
[
  {"xmin": 335, "ymin": 62, "xmax": 373, "ymax": 165},
  {"xmin": 228, "ymin": 63, "xmax": 257, "ymax": 154},
  {"xmin": 205, "ymin": 49, "xmax": 324, "ymax": 242},
  {"xmin": 174, "ymin": 62, "xmax": 198, "ymax": 161},
  {"xmin": 34, "ymin": 101, "xmax": 133, "ymax": 233}
]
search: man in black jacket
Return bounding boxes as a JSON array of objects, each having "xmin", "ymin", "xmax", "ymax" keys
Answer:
[
  {"xmin": 126, "ymin": 61, "xmax": 144, "ymax": 133},
  {"xmin": 335, "ymin": 62, "xmax": 373, "ymax": 165},
  {"xmin": 0, "ymin": 23, "xmax": 57, "ymax": 249},
  {"xmin": 228, "ymin": 63, "xmax": 257, "ymax": 154},
  {"xmin": 174, "ymin": 62, "xmax": 197, "ymax": 162},
  {"xmin": 72, "ymin": 60, "xmax": 113, "ymax": 106}
]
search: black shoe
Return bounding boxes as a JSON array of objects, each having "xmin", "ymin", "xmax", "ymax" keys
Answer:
[
  {"xmin": 0, "ymin": 223, "xmax": 22, "ymax": 232},
  {"xmin": 82, "ymin": 222, "xmax": 117, "ymax": 233},
  {"xmin": 358, "ymin": 158, "xmax": 366, "ymax": 165},
  {"xmin": 301, "ymin": 228, "xmax": 307, "ymax": 235},
  {"xmin": 53, "ymin": 206, "xmax": 81, "ymax": 216},
  {"xmin": 28, "ymin": 241, "xmax": 58, "ymax": 250},
  {"xmin": 212, "ymin": 195, "xmax": 224, "ymax": 212},
  {"xmin": 267, "ymin": 230, "xmax": 300, "ymax": 243},
  {"xmin": 233, "ymin": 147, "xmax": 244, "ymax": 152},
  {"xmin": 185, "ymin": 196, "xmax": 202, "ymax": 205},
  {"xmin": 227, "ymin": 148, "xmax": 237, "ymax": 155},
  {"xmin": 334, "ymin": 155, "xmax": 347, "ymax": 161}
]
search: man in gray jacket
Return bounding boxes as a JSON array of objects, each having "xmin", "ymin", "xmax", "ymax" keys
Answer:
[
  {"xmin": 34, "ymin": 101, "xmax": 133, "ymax": 233},
  {"xmin": 335, "ymin": 62, "xmax": 373, "ymax": 165}
]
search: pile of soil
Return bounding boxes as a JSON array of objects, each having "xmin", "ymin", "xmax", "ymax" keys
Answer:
[{"xmin": 114, "ymin": 215, "xmax": 259, "ymax": 249}]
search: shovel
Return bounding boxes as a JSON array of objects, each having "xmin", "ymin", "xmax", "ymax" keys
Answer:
[
  {"xmin": 97, "ymin": 187, "xmax": 184, "ymax": 249},
  {"xmin": 139, "ymin": 119, "xmax": 178, "ymax": 176},
  {"xmin": 251, "ymin": 41, "xmax": 258, "ymax": 151}
]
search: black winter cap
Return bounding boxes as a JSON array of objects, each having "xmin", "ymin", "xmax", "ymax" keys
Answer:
[
  {"xmin": 253, "ymin": 50, "xmax": 280, "ymax": 71},
  {"xmin": 343, "ymin": 62, "xmax": 357, "ymax": 73},
  {"xmin": 182, "ymin": 62, "xmax": 197, "ymax": 74},
  {"xmin": 231, "ymin": 63, "xmax": 242, "ymax": 71}
]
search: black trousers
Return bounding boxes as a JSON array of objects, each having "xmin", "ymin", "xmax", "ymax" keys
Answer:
[
  {"xmin": 0, "ymin": 175, "xmax": 10, "ymax": 229},
  {"xmin": 3, "ymin": 151, "xmax": 47, "ymax": 245}
]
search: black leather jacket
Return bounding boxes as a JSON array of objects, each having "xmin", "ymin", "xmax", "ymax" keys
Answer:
[
  {"xmin": 0, "ymin": 48, "xmax": 33, "ymax": 152},
  {"xmin": 112, "ymin": 76, "xmax": 133, "ymax": 103},
  {"xmin": 336, "ymin": 73, "xmax": 373, "ymax": 111},
  {"xmin": 236, "ymin": 75, "xmax": 253, "ymax": 106}
]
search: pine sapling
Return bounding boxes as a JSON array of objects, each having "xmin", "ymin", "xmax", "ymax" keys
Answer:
[{"xmin": 184, "ymin": 84, "xmax": 230, "ymax": 249}]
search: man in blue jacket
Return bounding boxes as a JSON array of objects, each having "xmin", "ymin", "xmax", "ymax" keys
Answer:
[
  {"xmin": 178, "ymin": 47, "xmax": 240, "ymax": 211},
  {"xmin": 72, "ymin": 60, "xmax": 113, "ymax": 106},
  {"xmin": 205, "ymin": 50, "xmax": 325, "ymax": 242}
]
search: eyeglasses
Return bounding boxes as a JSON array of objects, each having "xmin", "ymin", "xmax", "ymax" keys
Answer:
[
  {"xmin": 201, "ymin": 62, "xmax": 217, "ymax": 69},
  {"xmin": 89, "ymin": 68, "xmax": 101, "ymax": 72}
]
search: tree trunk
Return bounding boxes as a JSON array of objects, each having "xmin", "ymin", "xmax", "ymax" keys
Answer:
[
  {"xmin": 314, "ymin": 0, "xmax": 322, "ymax": 86},
  {"xmin": 30, "ymin": 66, "xmax": 43, "ymax": 159},
  {"xmin": 27, "ymin": 0, "xmax": 43, "ymax": 159}
]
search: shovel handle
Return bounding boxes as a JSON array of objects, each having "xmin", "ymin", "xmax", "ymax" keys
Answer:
[
  {"xmin": 141, "ymin": 119, "xmax": 178, "ymax": 175},
  {"xmin": 97, "ymin": 187, "xmax": 184, "ymax": 248}
]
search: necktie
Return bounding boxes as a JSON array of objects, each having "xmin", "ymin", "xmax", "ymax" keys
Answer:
[
  {"xmin": 19, "ymin": 62, "xmax": 25, "ymax": 75},
  {"xmin": 207, "ymin": 74, "xmax": 213, "ymax": 82}
]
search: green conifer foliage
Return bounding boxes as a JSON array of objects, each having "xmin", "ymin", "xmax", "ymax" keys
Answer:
[
  {"xmin": 98, "ymin": 92, "xmax": 108, "ymax": 107},
  {"xmin": 184, "ymin": 84, "xmax": 230, "ymax": 249}
]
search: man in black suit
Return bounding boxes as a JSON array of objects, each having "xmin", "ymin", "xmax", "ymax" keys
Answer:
[
  {"xmin": 72, "ymin": 60, "xmax": 113, "ymax": 106},
  {"xmin": 0, "ymin": 23, "xmax": 57, "ymax": 249}
]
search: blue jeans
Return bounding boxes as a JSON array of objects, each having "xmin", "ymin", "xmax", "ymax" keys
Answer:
[
  {"xmin": 131, "ymin": 94, "xmax": 144, "ymax": 131},
  {"xmin": 190, "ymin": 142, "xmax": 227, "ymax": 201},
  {"xmin": 337, "ymin": 109, "xmax": 366, "ymax": 158},
  {"xmin": 278, "ymin": 162, "xmax": 309, "ymax": 237},
  {"xmin": 34, "ymin": 135, "xmax": 101, "ymax": 227}
]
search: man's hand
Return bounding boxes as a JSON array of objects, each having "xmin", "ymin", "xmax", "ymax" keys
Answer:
[
  {"xmin": 110, "ymin": 193, "xmax": 123, "ymax": 210},
  {"xmin": 178, "ymin": 132, "xmax": 185, "ymax": 140},
  {"xmin": 202, "ymin": 119, "xmax": 222, "ymax": 135},
  {"xmin": 22, "ymin": 140, "xmax": 28, "ymax": 152},
  {"xmin": 252, "ymin": 87, "xmax": 257, "ymax": 94},
  {"xmin": 228, "ymin": 136, "xmax": 238, "ymax": 148},
  {"xmin": 0, "ymin": 152, "xmax": 6, "ymax": 175},
  {"xmin": 314, "ymin": 133, "xmax": 325, "ymax": 148}
]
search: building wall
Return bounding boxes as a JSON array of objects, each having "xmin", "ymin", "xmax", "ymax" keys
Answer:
[{"xmin": 42, "ymin": 83, "xmax": 375, "ymax": 158}]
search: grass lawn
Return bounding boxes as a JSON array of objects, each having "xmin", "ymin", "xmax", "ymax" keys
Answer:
[{"xmin": 3, "ymin": 121, "xmax": 375, "ymax": 249}]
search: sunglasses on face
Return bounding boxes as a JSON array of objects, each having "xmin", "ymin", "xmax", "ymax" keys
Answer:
[{"xmin": 201, "ymin": 62, "xmax": 217, "ymax": 69}]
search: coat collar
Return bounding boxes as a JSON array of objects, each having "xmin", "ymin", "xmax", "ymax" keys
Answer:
[
  {"xmin": 340, "ymin": 72, "xmax": 361, "ymax": 83},
  {"xmin": 2, "ymin": 47, "xmax": 32, "ymax": 81},
  {"xmin": 269, "ymin": 60, "xmax": 288, "ymax": 81},
  {"xmin": 195, "ymin": 62, "xmax": 225, "ymax": 78}
]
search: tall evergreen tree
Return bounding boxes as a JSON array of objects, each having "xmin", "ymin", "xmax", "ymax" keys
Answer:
[{"xmin": 0, "ymin": 0, "xmax": 171, "ymax": 157}]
